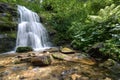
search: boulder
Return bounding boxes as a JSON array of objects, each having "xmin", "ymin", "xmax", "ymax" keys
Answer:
[
  {"xmin": 31, "ymin": 55, "xmax": 53, "ymax": 66},
  {"xmin": 60, "ymin": 47, "xmax": 75, "ymax": 54}
]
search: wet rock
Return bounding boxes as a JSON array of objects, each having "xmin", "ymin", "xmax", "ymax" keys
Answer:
[
  {"xmin": 11, "ymin": 66, "xmax": 28, "ymax": 72},
  {"xmin": 31, "ymin": 55, "xmax": 52, "ymax": 66},
  {"xmin": 60, "ymin": 47, "xmax": 75, "ymax": 54},
  {"xmin": 60, "ymin": 68, "xmax": 81, "ymax": 80},
  {"xmin": 80, "ymin": 76, "xmax": 89, "ymax": 80},
  {"xmin": 61, "ymin": 68, "xmax": 78, "ymax": 76},
  {"xmin": 0, "ymin": 71, "xmax": 10, "ymax": 77}
]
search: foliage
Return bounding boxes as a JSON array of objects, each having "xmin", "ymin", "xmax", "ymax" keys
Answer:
[
  {"xmin": 100, "ymin": 23, "xmax": 120, "ymax": 61},
  {"xmin": 89, "ymin": 4, "xmax": 120, "ymax": 23},
  {"xmin": 16, "ymin": 46, "xmax": 33, "ymax": 53},
  {"xmin": 70, "ymin": 4, "xmax": 120, "ymax": 61},
  {"xmin": 41, "ymin": 0, "xmax": 89, "ymax": 45},
  {"xmin": 2, "ymin": 0, "xmax": 120, "ymax": 61},
  {"xmin": 100, "ymin": 39, "xmax": 120, "ymax": 61}
]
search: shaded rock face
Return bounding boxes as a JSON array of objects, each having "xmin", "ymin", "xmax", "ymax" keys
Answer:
[
  {"xmin": 0, "ymin": 2, "xmax": 17, "ymax": 31},
  {"xmin": 88, "ymin": 43, "xmax": 109, "ymax": 61},
  {"xmin": 0, "ymin": 2, "xmax": 17, "ymax": 53},
  {"xmin": 0, "ymin": 38, "xmax": 16, "ymax": 53},
  {"xmin": 0, "ymin": 2, "xmax": 17, "ymax": 16}
]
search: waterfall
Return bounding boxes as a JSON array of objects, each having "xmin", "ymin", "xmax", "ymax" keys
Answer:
[{"xmin": 16, "ymin": 5, "xmax": 51, "ymax": 51}]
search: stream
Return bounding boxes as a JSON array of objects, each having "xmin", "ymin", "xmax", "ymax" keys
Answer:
[{"xmin": 0, "ymin": 51, "xmax": 120, "ymax": 80}]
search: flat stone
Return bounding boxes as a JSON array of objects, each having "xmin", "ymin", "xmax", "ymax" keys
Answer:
[
  {"xmin": 44, "ymin": 47, "xmax": 60, "ymax": 53},
  {"xmin": 52, "ymin": 53, "xmax": 73, "ymax": 61},
  {"xmin": 60, "ymin": 47, "xmax": 75, "ymax": 54}
]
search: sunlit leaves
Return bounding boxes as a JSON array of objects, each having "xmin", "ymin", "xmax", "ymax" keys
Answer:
[{"xmin": 89, "ymin": 4, "xmax": 120, "ymax": 23}]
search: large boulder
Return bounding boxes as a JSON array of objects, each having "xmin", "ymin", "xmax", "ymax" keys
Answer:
[{"xmin": 31, "ymin": 55, "xmax": 53, "ymax": 66}]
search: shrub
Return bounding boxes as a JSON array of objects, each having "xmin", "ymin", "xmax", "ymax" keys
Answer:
[{"xmin": 70, "ymin": 4, "xmax": 120, "ymax": 61}]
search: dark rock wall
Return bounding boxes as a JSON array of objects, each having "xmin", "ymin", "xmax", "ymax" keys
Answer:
[{"xmin": 0, "ymin": 2, "xmax": 17, "ymax": 53}]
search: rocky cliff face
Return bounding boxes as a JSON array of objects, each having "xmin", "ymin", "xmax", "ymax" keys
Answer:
[{"xmin": 0, "ymin": 2, "xmax": 17, "ymax": 53}]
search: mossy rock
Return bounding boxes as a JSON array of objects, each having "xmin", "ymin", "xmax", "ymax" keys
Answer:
[
  {"xmin": 31, "ymin": 55, "xmax": 52, "ymax": 66},
  {"xmin": 16, "ymin": 47, "xmax": 33, "ymax": 53}
]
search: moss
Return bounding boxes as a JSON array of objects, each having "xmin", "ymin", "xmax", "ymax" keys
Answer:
[{"xmin": 16, "ymin": 47, "xmax": 33, "ymax": 53}]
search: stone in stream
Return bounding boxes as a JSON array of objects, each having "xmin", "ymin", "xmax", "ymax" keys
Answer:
[
  {"xmin": 0, "ymin": 71, "xmax": 10, "ymax": 77},
  {"xmin": 31, "ymin": 55, "xmax": 53, "ymax": 66},
  {"xmin": 60, "ymin": 68, "xmax": 84, "ymax": 80},
  {"xmin": 11, "ymin": 66, "xmax": 28, "ymax": 72}
]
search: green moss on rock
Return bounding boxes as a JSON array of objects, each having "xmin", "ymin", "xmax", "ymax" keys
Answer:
[{"xmin": 16, "ymin": 47, "xmax": 33, "ymax": 53}]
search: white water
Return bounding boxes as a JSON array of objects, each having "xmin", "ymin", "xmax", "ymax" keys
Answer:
[{"xmin": 16, "ymin": 5, "xmax": 51, "ymax": 51}]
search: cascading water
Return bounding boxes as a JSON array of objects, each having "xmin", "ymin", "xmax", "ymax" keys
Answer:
[{"xmin": 16, "ymin": 5, "xmax": 51, "ymax": 51}]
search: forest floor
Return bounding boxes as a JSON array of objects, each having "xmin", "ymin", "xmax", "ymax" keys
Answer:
[{"xmin": 0, "ymin": 51, "xmax": 119, "ymax": 80}]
